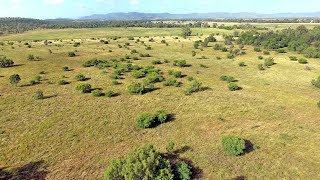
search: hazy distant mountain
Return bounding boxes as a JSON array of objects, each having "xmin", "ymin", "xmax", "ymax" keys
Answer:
[{"xmin": 80, "ymin": 12, "xmax": 320, "ymax": 20}]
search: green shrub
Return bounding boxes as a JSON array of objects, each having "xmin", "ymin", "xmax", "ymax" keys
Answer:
[
  {"xmin": 254, "ymin": 47, "xmax": 261, "ymax": 52},
  {"xmin": 264, "ymin": 57, "xmax": 275, "ymax": 67},
  {"xmin": 289, "ymin": 56, "xmax": 298, "ymax": 61},
  {"xmin": 221, "ymin": 135, "xmax": 246, "ymax": 156},
  {"xmin": 0, "ymin": 57, "xmax": 14, "ymax": 68},
  {"xmin": 276, "ymin": 49, "xmax": 286, "ymax": 53},
  {"xmin": 227, "ymin": 53, "xmax": 235, "ymax": 59},
  {"xmin": 154, "ymin": 110, "xmax": 169, "ymax": 123},
  {"xmin": 152, "ymin": 60, "xmax": 161, "ymax": 65},
  {"xmin": 185, "ymin": 80, "xmax": 203, "ymax": 95},
  {"xmin": 168, "ymin": 70, "xmax": 182, "ymax": 78},
  {"xmin": 298, "ymin": 58, "xmax": 308, "ymax": 64},
  {"xmin": 112, "ymin": 80, "xmax": 119, "ymax": 85},
  {"xmin": 164, "ymin": 59, "xmax": 169, "ymax": 63},
  {"xmin": 68, "ymin": 52, "xmax": 76, "ymax": 57},
  {"xmin": 58, "ymin": 80, "xmax": 68, "ymax": 85},
  {"xmin": 76, "ymin": 83, "xmax": 92, "ymax": 93},
  {"xmin": 9, "ymin": 74, "xmax": 21, "ymax": 86},
  {"xmin": 258, "ymin": 64, "xmax": 265, "ymax": 70},
  {"xmin": 132, "ymin": 70, "xmax": 145, "ymax": 79},
  {"xmin": 187, "ymin": 76, "xmax": 194, "ymax": 81},
  {"xmin": 127, "ymin": 82, "xmax": 145, "ymax": 94},
  {"xmin": 166, "ymin": 141, "xmax": 175, "ymax": 152},
  {"xmin": 92, "ymin": 90, "xmax": 103, "ymax": 97},
  {"xmin": 258, "ymin": 56, "xmax": 264, "ymax": 60},
  {"xmin": 29, "ymin": 80, "xmax": 37, "ymax": 85},
  {"xmin": 73, "ymin": 42, "xmax": 80, "ymax": 47},
  {"xmin": 27, "ymin": 54, "xmax": 35, "ymax": 61},
  {"xmin": 200, "ymin": 64, "xmax": 208, "ymax": 68},
  {"xmin": 75, "ymin": 74, "xmax": 87, "ymax": 81},
  {"xmin": 173, "ymin": 60, "xmax": 187, "ymax": 67},
  {"xmin": 311, "ymin": 76, "xmax": 320, "ymax": 88},
  {"xmin": 228, "ymin": 83, "xmax": 240, "ymax": 91},
  {"xmin": 104, "ymin": 145, "xmax": 173, "ymax": 180},
  {"xmin": 33, "ymin": 90, "xmax": 44, "ymax": 100},
  {"xmin": 136, "ymin": 113, "xmax": 156, "ymax": 128},
  {"xmin": 238, "ymin": 62, "xmax": 246, "ymax": 67},
  {"xmin": 176, "ymin": 162, "xmax": 192, "ymax": 180},
  {"xmin": 105, "ymin": 90, "xmax": 115, "ymax": 97},
  {"xmin": 145, "ymin": 72, "xmax": 163, "ymax": 83},
  {"xmin": 62, "ymin": 66, "xmax": 69, "ymax": 71},
  {"xmin": 163, "ymin": 78, "xmax": 179, "ymax": 87},
  {"xmin": 220, "ymin": 75, "xmax": 235, "ymax": 83},
  {"xmin": 263, "ymin": 51, "xmax": 270, "ymax": 55}
]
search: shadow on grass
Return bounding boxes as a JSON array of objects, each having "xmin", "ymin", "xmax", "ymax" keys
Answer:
[
  {"xmin": 44, "ymin": 94, "xmax": 58, "ymax": 99},
  {"xmin": 0, "ymin": 160, "xmax": 49, "ymax": 180},
  {"xmin": 232, "ymin": 176, "xmax": 247, "ymax": 180},
  {"xmin": 242, "ymin": 140, "xmax": 254, "ymax": 155}
]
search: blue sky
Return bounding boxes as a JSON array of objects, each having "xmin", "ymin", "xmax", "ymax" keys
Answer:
[{"xmin": 0, "ymin": 0, "xmax": 320, "ymax": 19}]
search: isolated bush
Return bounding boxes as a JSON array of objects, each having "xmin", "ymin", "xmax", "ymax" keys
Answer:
[
  {"xmin": 176, "ymin": 162, "xmax": 192, "ymax": 180},
  {"xmin": 289, "ymin": 56, "xmax": 298, "ymax": 61},
  {"xmin": 0, "ymin": 57, "xmax": 14, "ymax": 68},
  {"xmin": 185, "ymin": 80, "xmax": 202, "ymax": 95},
  {"xmin": 104, "ymin": 145, "xmax": 173, "ymax": 180},
  {"xmin": 166, "ymin": 141, "xmax": 175, "ymax": 152},
  {"xmin": 68, "ymin": 52, "xmax": 76, "ymax": 57},
  {"xmin": 221, "ymin": 135, "xmax": 246, "ymax": 156},
  {"xmin": 75, "ymin": 74, "xmax": 87, "ymax": 81},
  {"xmin": 29, "ymin": 80, "xmax": 37, "ymax": 85},
  {"xmin": 152, "ymin": 60, "xmax": 161, "ymax": 65},
  {"xmin": 33, "ymin": 90, "xmax": 44, "ymax": 100},
  {"xmin": 127, "ymin": 82, "xmax": 145, "ymax": 94},
  {"xmin": 173, "ymin": 60, "xmax": 188, "ymax": 67},
  {"xmin": 163, "ymin": 78, "xmax": 179, "ymax": 87},
  {"xmin": 227, "ymin": 53, "xmax": 235, "ymax": 59},
  {"xmin": 136, "ymin": 113, "xmax": 156, "ymax": 128},
  {"xmin": 27, "ymin": 54, "xmax": 35, "ymax": 61},
  {"xmin": 62, "ymin": 66, "xmax": 69, "ymax": 71},
  {"xmin": 92, "ymin": 90, "xmax": 103, "ymax": 97},
  {"xmin": 220, "ymin": 75, "xmax": 235, "ymax": 83},
  {"xmin": 105, "ymin": 90, "xmax": 115, "ymax": 97},
  {"xmin": 145, "ymin": 72, "xmax": 163, "ymax": 83},
  {"xmin": 75, "ymin": 83, "xmax": 92, "ymax": 93},
  {"xmin": 168, "ymin": 70, "xmax": 182, "ymax": 78},
  {"xmin": 298, "ymin": 58, "xmax": 308, "ymax": 64},
  {"xmin": 154, "ymin": 110, "xmax": 169, "ymax": 123},
  {"xmin": 238, "ymin": 62, "xmax": 246, "ymax": 67},
  {"xmin": 9, "ymin": 74, "xmax": 21, "ymax": 86},
  {"xmin": 276, "ymin": 49, "xmax": 286, "ymax": 53},
  {"xmin": 254, "ymin": 47, "xmax": 261, "ymax": 52},
  {"xmin": 311, "ymin": 76, "xmax": 320, "ymax": 88},
  {"xmin": 263, "ymin": 51, "xmax": 270, "ymax": 55},
  {"xmin": 264, "ymin": 57, "xmax": 275, "ymax": 67},
  {"xmin": 132, "ymin": 70, "xmax": 145, "ymax": 79},
  {"xmin": 73, "ymin": 42, "xmax": 80, "ymax": 47},
  {"xmin": 58, "ymin": 79, "xmax": 68, "ymax": 85},
  {"xmin": 257, "ymin": 64, "xmax": 264, "ymax": 70},
  {"xmin": 258, "ymin": 56, "xmax": 264, "ymax": 60},
  {"xmin": 228, "ymin": 83, "xmax": 240, "ymax": 91}
]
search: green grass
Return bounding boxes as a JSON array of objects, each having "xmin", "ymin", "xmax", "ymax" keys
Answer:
[{"xmin": 0, "ymin": 26, "xmax": 320, "ymax": 179}]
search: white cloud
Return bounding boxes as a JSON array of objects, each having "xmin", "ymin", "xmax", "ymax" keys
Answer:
[
  {"xmin": 44, "ymin": 0, "xmax": 64, "ymax": 5},
  {"xmin": 129, "ymin": 0, "xmax": 140, "ymax": 6}
]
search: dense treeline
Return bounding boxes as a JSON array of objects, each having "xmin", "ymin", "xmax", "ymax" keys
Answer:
[{"xmin": 237, "ymin": 25, "xmax": 320, "ymax": 58}]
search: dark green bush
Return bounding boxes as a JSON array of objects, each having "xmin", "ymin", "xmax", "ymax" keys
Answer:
[
  {"xmin": 154, "ymin": 110, "xmax": 169, "ymax": 123},
  {"xmin": 152, "ymin": 60, "xmax": 161, "ymax": 65},
  {"xmin": 221, "ymin": 135, "xmax": 246, "ymax": 156},
  {"xmin": 127, "ymin": 82, "xmax": 145, "ymax": 94},
  {"xmin": 264, "ymin": 57, "xmax": 275, "ymax": 67},
  {"xmin": 238, "ymin": 62, "xmax": 246, "ymax": 67},
  {"xmin": 105, "ymin": 90, "xmax": 115, "ymax": 97},
  {"xmin": 92, "ymin": 90, "xmax": 103, "ymax": 97},
  {"xmin": 163, "ymin": 78, "xmax": 179, "ymax": 87},
  {"xmin": 168, "ymin": 70, "xmax": 182, "ymax": 78},
  {"xmin": 227, "ymin": 53, "xmax": 235, "ymax": 59},
  {"xmin": 62, "ymin": 66, "xmax": 69, "ymax": 71},
  {"xmin": 258, "ymin": 64, "xmax": 265, "ymax": 70},
  {"xmin": 104, "ymin": 145, "xmax": 173, "ymax": 180},
  {"xmin": 9, "ymin": 74, "xmax": 21, "ymax": 86},
  {"xmin": 258, "ymin": 56, "xmax": 264, "ymax": 60},
  {"xmin": 136, "ymin": 113, "xmax": 156, "ymax": 128},
  {"xmin": 75, "ymin": 83, "xmax": 92, "ymax": 93},
  {"xmin": 220, "ymin": 75, "xmax": 235, "ymax": 83},
  {"xmin": 311, "ymin": 76, "xmax": 320, "ymax": 88},
  {"xmin": 228, "ymin": 83, "xmax": 240, "ymax": 91},
  {"xmin": 145, "ymin": 72, "xmax": 163, "ymax": 83},
  {"xmin": 173, "ymin": 60, "xmax": 187, "ymax": 67},
  {"xmin": 75, "ymin": 74, "xmax": 87, "ymax": 81},
  {"xmin": 263, "ymin": 51, "xmax": 270, "ymax": 55},
  {"xmin": 132, "ymin": 70, "xmax": 145, "ymax": 79},
  {"xmin": 176, "ymin": 162, "xmax": 192, "ymax": 180},
  {"xmin": 185, "ymin": 80, "xmax": 203, "ymax": 95},
  {"xmin": 58, "ymin": 80, "xmax": 68, "ymax": 85},
  {"xmin": 68, "ymin": 52, "xmax": 76, "ymax": 57},
  {"xmin": 33, "ymin": 90, "xmax": 44, "ymax": 100},
  {"xmin": 200, "ymin": 64, "xmax": 208, "ymax": 68},
  {"xmin": 254, "ymin": 47, "xmax": 261, "ymax": 52},
  {"xmin": 0, "ymin": 57, "xmax": 14, "ymax": 68},
  {"xmin": 289, "ymin": 56, "xmax": 298, "ymax": 61},
  {"xmin": 298, "ymin": 58, "xmax": 308, "ymax": 64},
  {"xmin": 27, "ymin": 54, "xmax": 35, "ymax": 61}
]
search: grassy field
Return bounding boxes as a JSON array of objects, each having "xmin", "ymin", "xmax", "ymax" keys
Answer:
[{"xmin": 1, "ymin": 26, "xmax": 320, "ymax": 179}]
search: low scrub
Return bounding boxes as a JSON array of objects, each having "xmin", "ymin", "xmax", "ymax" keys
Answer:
[
  {"xmin": 127, "ymin": 82, "xmax": 145, "ymax": 94},
  {"xmin": 220, "ymin": 75, "xmax": 235, "ymax": 83},
  {"xmin": 228, "ymin": 83, "xmax": 241, "ymax": 91},
  {"xmin": 168, "ymin": 70, "xmax": 182, "ymax": 78},
  {"xmin": 136, "ymin": 110, "xmax": 169, "ymax": 128},
  {"xmin": 184, "ymin": 80, "xmax": 203, "ymax": 95},
  {"xmin": 221, "ymin": 135, "xmax": 246, "ymax": 156},
  {"xmin": 0, "ymin": 57, "xmax": 14, "ymax": 68},
  {"xmin": 75, "ymin": 83, "xmax": 92, "ymax": 93},
  {"xmin": 163, "ymin": 78, "xmax": 179, "ymax": 87}
]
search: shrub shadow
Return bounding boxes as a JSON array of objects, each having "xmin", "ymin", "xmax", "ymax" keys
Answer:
[
  {"xmin": 152, "ymin": 114, "xmax": 175, "ymax": 128},
  {"xmin": 44, "ymin": 94, "xmax": 58, "ymax": 99},
  {"xmin": 232, "ymin": 176, "xmax": 247, "ymax": 180},
  {"xmin": 0, "ymin": 160, "xmax": 49, "ymax": 180},
  {"xmin": 242, "ymin": 140, "xmax": 254, "ymax": 155}
]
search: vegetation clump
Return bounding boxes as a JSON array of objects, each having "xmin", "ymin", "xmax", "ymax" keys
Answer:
[
  {"xmin": 136, "ymin": 110, "xmax": 169, "ymax": 128},
  {"xmin": 220, "ymin": 75, "xmax": 235, "ymax": 83},
  {"xmin": 228, "ymin": 82, "xmax": 241, "ymax": 91},
  {"xmin": 9, "ymin": 74, "xmax": 21, "ymax": 86},
  {"xmin": 163, "ymin": 78, "xmax": 179, "ymax": 87},
  {"xmin": 0, "ymin": 57, "xmax": 14, "ymax": 68},
  {"xmin": 173, "ymin": 60, "xmax": 187, "ymax": 67},
  {"xmin": 76, "ymin": 83, "xmax": 92, "ymax": 93},
  {"xmin": 221, "ymin": 135, "xmax": 246, "ymax": 156},
  {"xmin": 33, "ymin": 90, "xmax": 44, "ymax": 100},
  {"xmin": 311, "ymin": 76, "xmax": 320, "ymax": 88},
  {"xmin": 184, "ymin": 80, "xmax": 203, "ymax": 95},
  {"xmin": 127, "ymin": 82, "xmax": 145, "ymax": 94}
]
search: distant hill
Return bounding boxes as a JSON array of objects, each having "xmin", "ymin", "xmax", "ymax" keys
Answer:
[{"xmin": 80, "ymin": 12, "xmax": 320, "ymax": 20}]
